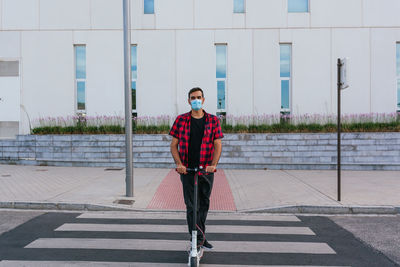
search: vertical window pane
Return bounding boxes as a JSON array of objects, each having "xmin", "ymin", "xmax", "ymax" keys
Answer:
[
  {"xmin": 131, "ymin": 46, "xmax": 137, "ymax": 79},
  {"xmin": 288, "ymin": 0, "xmax": 308, "ymax": 13},
  {"xmin": 132, "ymin": 81, "xmax": 136, "ymax": 110},
  {"xmin": 144, "ymin": 0, "xmax": 154, "ymax": 14},
  {"xmin": 281, "ymin": 80, "xmax": 290, "ymax": 110},
  {"xmin": 217, "ymin": 81, "xmax": 226, "ymax": 110},
  {"xmin": 77, "ymin": 81, "xmax": 86, "ymax": 110},
  {"xmin": 234, "ymin": 0, "xmax": 245, "ymax": 13},
  {"xmin": 75, "ymin": 46, "xmax": 86, "ymax": 79},
  {"xmin": 397, "ymin": 80, "xmax": 400, "ymax": 108},
  {"xmin": 397, "ymin": 43, "xmax": 400, "ymax": 109},
  {"xmin": 131, "ymin": 45, "xmax": 137, "ymax": 111},
  {"xmin": 280, "ymin": 44, "xmax": 291, "ymax": 78},
  {"xmin": 216, "ymin": 45, "xmax": 227, "ymax": 78},
  {"xmin": 397, "ymin": 43, "xmax": 400, "ymax": 77}
]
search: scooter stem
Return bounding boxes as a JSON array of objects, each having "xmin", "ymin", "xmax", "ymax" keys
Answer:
[
  {"xmin": 193, "ymin": 171, "xmax": 199, "ymax": 247},
  {"xmin": 190, "ymin": 170, "xmax": 199, "ymax": 258}
]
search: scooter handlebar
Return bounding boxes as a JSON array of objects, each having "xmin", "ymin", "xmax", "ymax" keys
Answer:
[{"xmin": 175, "ymin": 167, "xmax": 217, "ymax": 174}]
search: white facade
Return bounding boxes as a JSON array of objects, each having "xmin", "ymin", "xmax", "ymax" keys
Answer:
[{"xmin": 1, "ymin": 0, "xmax": 400, "ymax": 136}]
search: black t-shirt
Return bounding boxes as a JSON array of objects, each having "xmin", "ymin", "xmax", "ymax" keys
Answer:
[{"xmin": 188, "ymin": 115, "xmax": 205, "ymax": 168}]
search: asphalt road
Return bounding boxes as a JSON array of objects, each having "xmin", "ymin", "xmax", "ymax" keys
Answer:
[
  {"xmin": 0, "ymin": 210, "xmax": 398, "ymax": 266},
  {"xmin": 331, "ymin": 215, "xmax": 400, "ymax": 266}
]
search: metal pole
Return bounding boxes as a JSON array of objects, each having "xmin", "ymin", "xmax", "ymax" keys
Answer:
[
  {"xmin": 123, "ymin": 0, "xmax": 133, "ymax": 197},
  {"xmin": 337, "ymin": 58, "xmax": 341, "ymax": 202}
]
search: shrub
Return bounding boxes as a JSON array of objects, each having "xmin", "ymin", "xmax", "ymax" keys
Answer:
[{"xmin": 31, "ymin": 113, "xmax": 400, "ymax": 134}]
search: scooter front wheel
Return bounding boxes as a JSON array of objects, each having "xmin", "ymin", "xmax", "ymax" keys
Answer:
[{"xmin": 190, "ymin": 256, "xmax": 198, "ymax": 267}]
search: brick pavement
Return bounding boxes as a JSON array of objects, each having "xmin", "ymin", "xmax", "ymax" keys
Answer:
[{"xmin": 146, "ymin": 169, "xmax": 236, "ymax": 211}]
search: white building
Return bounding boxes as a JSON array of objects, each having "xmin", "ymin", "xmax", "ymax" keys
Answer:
[{"xmin": 1, "ymin": 0, "xmax": 400, "ymax": 138}]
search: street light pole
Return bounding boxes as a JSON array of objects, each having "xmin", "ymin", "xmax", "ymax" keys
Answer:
[
  {"xmin": 336, "ymin": 57, "xmax": 349, "ymax": 202},
  {"xmin": 123, "ymin": 0, "xmax": 133, "ymax": 197},
  {"xmin": 337, "ymin": 58, "xmax": 342, "ymax": 202}
]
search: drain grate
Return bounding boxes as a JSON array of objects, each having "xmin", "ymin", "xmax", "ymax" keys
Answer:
[
  {"xmin": 114, "ymin": 199, "xmax": 135, "ymax": 205},
  {"xmin": 104, "ymin": 167, "xmax": 124, "ymax": 171}
]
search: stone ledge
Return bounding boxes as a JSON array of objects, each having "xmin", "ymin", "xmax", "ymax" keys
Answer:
[{"xmin": 2, "ymin": 133, "xmax": 400, "ymax": 170}]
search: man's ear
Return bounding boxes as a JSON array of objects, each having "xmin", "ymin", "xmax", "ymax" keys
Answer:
[
  {"xmin": 188, "ymin": 98, "xmax": 191, "ymax": 105},
  {"xmin": 202, "ymin": 97, "xmax": 205, "ymax": 104}
]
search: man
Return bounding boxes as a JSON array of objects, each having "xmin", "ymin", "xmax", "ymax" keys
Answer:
[{"xmin": 169, "ymin": 87, "xmax": 223, "ymax": 250}]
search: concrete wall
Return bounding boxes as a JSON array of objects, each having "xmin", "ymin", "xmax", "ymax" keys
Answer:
[
  {"xmin": 0, "ymin": 30, "xmax": 21, "ymax": 137},
  {"xmin": 1, "ymin": 133, "xmax": 400, "ymax": 171},
  {"xmin": 1, "ymin": 0, "xmax": 400, "ymax": 136}
]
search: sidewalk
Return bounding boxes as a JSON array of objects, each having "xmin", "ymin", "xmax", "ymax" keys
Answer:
[{"xmin": 0, "ymin": 164, "xmax": 399, "ymax": 214}]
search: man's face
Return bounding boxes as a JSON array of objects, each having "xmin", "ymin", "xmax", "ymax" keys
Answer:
[{"xmin": 188, "ymin": 91, "xmax": 205, "ymax": 107}]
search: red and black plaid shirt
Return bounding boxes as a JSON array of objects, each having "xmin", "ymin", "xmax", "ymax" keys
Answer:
[{"xmin": 169, "ymin": 110, "xmax": 224, "ymax": 168}]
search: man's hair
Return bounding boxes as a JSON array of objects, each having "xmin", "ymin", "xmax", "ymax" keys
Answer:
[{"xmin": 188, "ymin": 87, "xmax": 204, "ymax": 99}]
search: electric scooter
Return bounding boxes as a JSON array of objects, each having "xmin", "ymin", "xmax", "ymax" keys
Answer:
[{"xmin": 180, "ymin": 166, "xmax": 215, "ymax": 267}]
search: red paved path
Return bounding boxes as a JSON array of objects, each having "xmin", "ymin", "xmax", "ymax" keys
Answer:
[{"xmin": 147, "ymin": 169, "xmax": 236, "ymax": 211}]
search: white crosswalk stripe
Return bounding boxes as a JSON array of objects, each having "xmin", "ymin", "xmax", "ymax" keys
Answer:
[
  {"xmin": 26, "ymin": 238, "xmax": 335, "ymax": 254},
  {"xmin": 77, "ymin": 213, "xmax": 301, "ymax": 222},
  {"xmin": 55, "ymin": 223, "xmax": 315, "ymax": 235}
]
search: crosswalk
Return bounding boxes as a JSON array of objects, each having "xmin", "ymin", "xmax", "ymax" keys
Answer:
[{"xmin": 0, "ymin": 212, "xmax": 352, "ymax": 266}]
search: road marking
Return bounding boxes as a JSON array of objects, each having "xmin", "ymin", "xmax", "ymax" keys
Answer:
[
  {"xmin": 77, "ymin": 213, "xmax": 300, "ymax": 221},
  {"xmin": 26, "ymin": 238, "xmax": 335, "ymax": 254},
  {"xmin": 55, "ymin": 223, "xmax": 315, "ymax": 235}
]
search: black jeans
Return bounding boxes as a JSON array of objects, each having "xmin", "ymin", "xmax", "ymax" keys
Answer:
[{"xmin": 180, "ymin": 172, "xmax": 214, "ymax": 240}]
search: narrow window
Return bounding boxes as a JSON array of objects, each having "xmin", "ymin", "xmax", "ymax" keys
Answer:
[
  {"xmin": 144, "ymin": 0, "xmax": 154, "ymax": 14},
  {"xmin": 280, "ymin": 44, "xmax": 292, "ymax": 114},
  {"xmin": 216, "ymin": 44, "xmax": 227, "ymax": 114},
  {"xmin": 234, "ymin": 0, "xmax": 245, "ymax": 13},
  {"xmin": 131, "ymin": 45, "xmax": 137, "ymax": 113},
  {"xmin": 288, "ymin": 0, "xmax": 309, "ymax": 13},
  {"xmin": 75, "ymin": 45, "xmax": 86, "ymax": 112},
  {"xmin": 397, "ymin": 43, "xmax": 400, "ymax": 111}
]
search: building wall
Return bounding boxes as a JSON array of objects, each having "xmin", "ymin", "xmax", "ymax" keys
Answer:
[
  {"xmin": 0, "ymin": 0, "xmax": 400, "ymax": 135},
  {"xmin": 136, "ymin": 30, "xmax": 176, "ymax": 116},
  {"xmin": 292, "ymin": 29, "xmax": 331, "ymax": 115}
]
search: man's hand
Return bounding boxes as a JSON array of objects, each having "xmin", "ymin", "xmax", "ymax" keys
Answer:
[
  {"xmin": 176, "ymin": 164, "xmax": 187, "ymax": 174},
  {"xmin": 171, "ymin": 137, "xmax": 186, "ymax": 174},
  {"xmin": 205, "ymin": 165, "xmax": 216, "ymax": 173}
]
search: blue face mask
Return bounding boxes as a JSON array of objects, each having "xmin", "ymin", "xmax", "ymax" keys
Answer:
[{"xmin": 191, "ymin": 99, "xmax": 202, "ymax": 111}]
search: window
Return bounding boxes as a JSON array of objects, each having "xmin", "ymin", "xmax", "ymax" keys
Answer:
[
  {"xmin": 280, "ymin": 44, "xmax": 292, "ymax": 113},
  {"xmin": 216, "ymin": 44, "xmax": 227, "ymax": 113},
  {"xmin": 288, "ymin": 0, "xmax": 309, "ymax": 13},
  {"xmin": 397, "ymin": 43, "xmax": 400, "ymax": 111},
  {"xmin": 144, "ymin": 0, "xmax": 154, "ymax": 14},
  {"xmin": 234, "ymin": 0, "xmax": 245, "ymax": 13},
  {"xmin": 74, "ymin": 45, "xmax": 86, "ymax": 112},
  {"xmin": 131, "ymin": 45, "xmax": 137, "ymax": 113}
]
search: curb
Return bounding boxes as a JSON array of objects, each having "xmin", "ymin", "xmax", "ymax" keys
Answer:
[
  {"xmin": 239, "ymin": 205, "xmax": 400, "ymax": 215},
  {"xmin": 0, "ymin": 201, "xmax": 134, "ymax": 212},
  {"xmin": 1, "ymin": 201, "xmax": 400, "ymax": 215}
]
